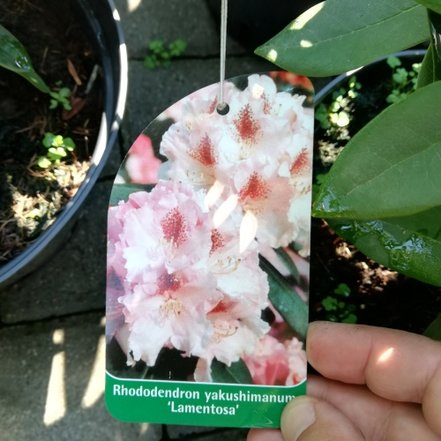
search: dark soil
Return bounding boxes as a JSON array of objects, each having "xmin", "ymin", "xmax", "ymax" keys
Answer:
[
  {"xmin": 309, "ymin": 53, "xmax": 441, "ymax": 335},
  {"xmin": 0, "ymin": 0, "xmax": 102, "ymax": 263},
  {"xmin": 309, "ymin": 218, "xmax": 441, "ymax": 334}
]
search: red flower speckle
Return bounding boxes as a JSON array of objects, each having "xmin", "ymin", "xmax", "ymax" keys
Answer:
[
  {"xmin": 239, "ymin": 172, "xmax": 270, "ymax": 202},
  {"xmin": 190, "ymin": 134, "xmax": 217, "ymax": 167},
  {"xmin": 161, "ymin": 208, "xmax": 188, "ymax": 247},
  {"xmin": 234, "ymin": 104, "xmax": 260, "ymax": 143}
]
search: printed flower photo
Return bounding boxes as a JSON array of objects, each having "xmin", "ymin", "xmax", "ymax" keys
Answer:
[{"xmin": 106, "ymin": 73, "xmax": 313, "ymax": 386}]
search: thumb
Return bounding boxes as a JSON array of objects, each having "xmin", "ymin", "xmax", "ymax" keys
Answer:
[{"xmin": 281, "ymin": 396, "xmax": 364, "ymax": 441}]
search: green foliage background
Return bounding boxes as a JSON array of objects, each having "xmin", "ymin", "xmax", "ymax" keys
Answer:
[{"xmin": 257, "ymin": 0, "xmax": 441, "ymax": 289}]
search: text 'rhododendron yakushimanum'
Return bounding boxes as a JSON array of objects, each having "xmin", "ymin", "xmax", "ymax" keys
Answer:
[{"xmin": 107, "ymin": 73, "xmax": 311, "ymax": 385}]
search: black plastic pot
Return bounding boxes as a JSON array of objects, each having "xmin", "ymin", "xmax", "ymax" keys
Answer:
[
  {"xmin": 0, "ymin": 0, "xmax": 128, "ymax": 290},
  {"xmin": 315, "ymin": 49, "xmax": 427, "ymax": 104},
  {"xmin": 313, "ymin": 49, "xmax": 426, "ymax": 175},
  {"xmin": 206, "ymin": 0, "xmax": 319, "ymax": 50}
]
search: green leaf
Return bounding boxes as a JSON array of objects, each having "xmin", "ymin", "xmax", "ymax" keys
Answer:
[
  {"xmin": 313, "ymin": 81, "xmax": 441, "ymax": 220},
  {"xmin": 109, "ymin": 183, "xmax": 154, "ymax": 206},
  {"xmin": 260, "ymin": 257, "xmax": 308, "ymax": 340},
  {"xmin": 37, "ymin": 156, "xmax": 52, "ymax": 169},
  {"xmin": 211, "ymin": 358, "xmax": 253, "ymax": 384},
  {"xmin": 424, "ymin": 313, "xmax": 441, "ymax": 340},
  {"xmin": 414, "ymin": 0, "xmax": 441, "ymax": 14},
  {"xmin": 418, "ymin": 11, "xmax": 441, "ymax": 87},
  {"xmin": 334, "ymin": 283, "xmax": 351, "ymax": 297},
  {"xmin": 42, "ymin": 132, "xmax": 56, "ymax": 148},
  {"xmin": 255, "ymin": 0, "xmax": 429, "ymax": 76},
  {"xmin": 329, "ymin": 207, "xmax": 441, "ymax": 286},
  {"xmin": 322, "ymin": 296, "xmax": 339, "ymax": 311},
  {"xmin": 274, "ymin": 247, "xmax": 300, "ymax": 281},
  {"xmin": 387, "ymin": 56, "xmax": 402, "ymax": 68},
  {"xmin": 0, "ymin": 24, "xmax": 50, "ymax": 93},
  {"xmin": 418, "ymin": 43, "xmax": 441, "ymax": 88},
  {"xmin": 341, "ymin": 313, "xmax": 358, "ymax": 324},
  {"xmin": 63, "ymin": 137, "xmax": 76, "ymax": 151}
]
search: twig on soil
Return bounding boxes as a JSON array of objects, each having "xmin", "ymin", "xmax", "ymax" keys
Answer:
[{"xmin": 67, "ymin": 58, "xmax": 82, "ymax": 86}]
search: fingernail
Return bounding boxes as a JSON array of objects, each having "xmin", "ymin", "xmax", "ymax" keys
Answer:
[{"xmin": 282, "ymin": 398, "xmax": 316, "ymax": 441}]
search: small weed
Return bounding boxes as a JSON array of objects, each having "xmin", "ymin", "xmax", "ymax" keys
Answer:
[
  {"xmin": 386, "ymin": 56, "xmax": 421, "ymax": 104},
  {"xmin": 316, "ymin": 76, "xmax": 361, "ymax": 166},
  {"xmin": 320, "ymin": 283, "xmax": 358, "ymax": 324},
  {"xmin": 49, "ymin": 82, "xmax": 72, "ymax": 111},
  {"xmin": 37, "ymin": 132, "xmax": 76, "ymax": 168},
  {"xmin": 315, "ymin": 76, "xmax": 361, "ymax": 134},
  {"xmin": 144, "ymin": 38, "xmax": 187, "ymax": 69}
]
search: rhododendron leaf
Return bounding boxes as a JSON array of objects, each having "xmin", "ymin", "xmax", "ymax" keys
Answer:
[
  {"xmin": 211, "ymin": 359, "xmax": 253, "ymax": 384},
  {"xmin": 0, "ymin": 24, "xmax": 50, "ymax": 93},
  {"xmin": 414, "ymin": 0, "xmax": 441, "ymax": 14},
  {"xmin": 255, "ymin": 0, "xmax": 429, "ymax": 77},
  {"xmin": 313, "ymin": 82, "xmax": 441, "ymax": 220},
  {"xmin": 329, "ymin": 206, "xmax": 441, "ymax": 287},
  {"xmin": 417, "ymin": 43, "xmax": 441, "ymax": 88},
  {"xmin": 424, "ymin": 313, "xmax": 441, "ymax": 341},
  {"xmin": 275, "ymin": 248, "xmax": 300, "ymax": 282},
  {"xmin": 261, "ymin": 258, "xmax": 308, "ymax": 340},
  {"xmin": 109, "ymin": 183, "xmax": 153, "ymax": 205}
]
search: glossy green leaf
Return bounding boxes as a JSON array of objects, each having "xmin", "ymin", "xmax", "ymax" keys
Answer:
[
  {"xmin": 313, "ymin": 81, "xmax": 441, "ymax": 220},
  {"xmin": 255, "ymin": 0, "xmax": 429, "ymax": 77},
  {"xmin": 329, "ymin": 206, "xmax": 441, "ymax": 286},
  {"xmin": 0, "ymin": 24, "xmax": 50, "ymax": 93},
  {"xmin": 274, "ymin": 247, "xmax": 300, "ymax": 281},
  {"xmin": 211, "ymin": 358, "xmax": 253, "ymax": 384},
  {"xmin": 418, "ymin": 11, "xmax": 441, "ymax": 87},
  {"xmin": 260, "ymin": 257, "xmax": 308, "ymax": 340},
  {"xmin": 109, "ymin": 183, "xmax": 154, "ymax": 206},
  {"xmin": 424, "ymin": 313, "xmax": 441, "ymax": 340},
  {"xmin": 417, "ymin": 44, "xmax": 441, "ymax": 87},
  {"xmin": 415, "ymin": 0, "xmax": 441, "ymax": 14}
]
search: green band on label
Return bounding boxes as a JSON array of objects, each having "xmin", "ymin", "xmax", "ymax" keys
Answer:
[{"xmin": 106, "ymin": 372, "xmax": 306, "ymax": 428}]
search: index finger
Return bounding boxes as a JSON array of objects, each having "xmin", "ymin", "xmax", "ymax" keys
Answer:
[{"xmin": 307, "ymin": 321, "xmax": 441, "ymax": 404}]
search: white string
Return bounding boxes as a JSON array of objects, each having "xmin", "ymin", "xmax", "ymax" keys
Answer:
[{"xmin": 217, "ymin": 0, "xmax": 228, "ymax": 113}]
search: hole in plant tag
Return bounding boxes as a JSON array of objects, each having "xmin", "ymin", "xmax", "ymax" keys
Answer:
[
  {"xmin": 105, "ymin": 72, "xmax": 314, "ymax": 428},
  {"xmin": 216, "ymin": 102, "xmax": 230, "ymax": 115}
]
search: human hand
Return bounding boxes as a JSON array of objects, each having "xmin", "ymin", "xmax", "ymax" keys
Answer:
[{"xmin": 247, "ymin": 321, "xmax": 441, "ymax": 440}]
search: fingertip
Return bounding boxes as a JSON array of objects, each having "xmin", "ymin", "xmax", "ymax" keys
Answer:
[
  {"xmin": 247, "ymin": 428, "xmax": 284, "ymax": 441},
  {"xmin": 281, "ymin": 396, "xmax": 316, "ymax": 440},
  {"xmin": 306, "ymin": 321, "xmax": 341, "ymax": 366},
  {"xmin": 306, "ymin": 321, "xmax": 342, "ymax": 345},
  {"xmin": 306, "ymin": 320, "xmax": 327, "ymax": 339},
  {"xmin": 281, "ymin": 395, "xmax": 364, "ymax": 441},
  {"xmin": 423, "ymin": 363, "xmax": 441, "ymax": 437}
]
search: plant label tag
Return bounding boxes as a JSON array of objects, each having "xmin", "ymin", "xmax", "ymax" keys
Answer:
[{"xmin": 105, "ymin": 72, "xmax": 314, "ymax": 428}]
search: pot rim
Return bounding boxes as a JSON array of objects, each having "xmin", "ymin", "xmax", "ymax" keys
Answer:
[{"xmin": 315, "ymin": 49, "xmax": 427, "ymax": 105}]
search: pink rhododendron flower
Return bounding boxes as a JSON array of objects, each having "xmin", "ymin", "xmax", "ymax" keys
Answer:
[
  {"xmin": 107, "ymin": 180, "xmax": 270, "ymax": 370},
  {"xmin": 125, "ymin": 134, "xmax": 161, "ymax": 184},
  {"xmin": 243, "ymin": 335, "xmax": 307, "ymax": 386},
  {"xmin": 118, "ymin": 182, "xmax": 212, "ymax": 285},
  {"xmin": 121, "ymin": 266, "xmax": 220, "ymax": 366},
  {"xmin": 160, "ymin": 74, "xmax": 313, "ymax": 251},
  {"xmin": 285, "ymin": 337, "xmax": 308, "ymax": 386},
  {"xmin": 191, "ymin": 223, "xmax": 270, "ymax": 381},
  {"xmin": 269, "ymin": 72, "xmax": 313, "ymax": 91},
  {"xmin": 193, "ymin": 297, "xmax": 270, "ymax": 382}
]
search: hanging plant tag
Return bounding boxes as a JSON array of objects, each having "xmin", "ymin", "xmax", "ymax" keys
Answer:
[{"xmin": 105, "ymin": 72, "xmax": 314, "ymax": 428}]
